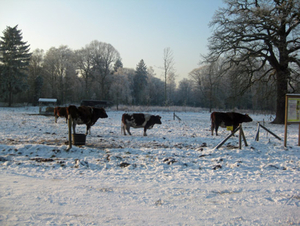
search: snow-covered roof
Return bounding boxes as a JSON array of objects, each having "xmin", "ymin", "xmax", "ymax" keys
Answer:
[{"xmin": 38, "ymin": 98, "xmax": 57, "ymax": 103}]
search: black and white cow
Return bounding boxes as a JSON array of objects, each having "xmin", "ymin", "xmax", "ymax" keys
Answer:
[{"xmin": 121, "ymin": 113, "xmax": 162, "ymax": 136}]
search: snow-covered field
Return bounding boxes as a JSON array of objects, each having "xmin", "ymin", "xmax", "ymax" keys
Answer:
[{"xmin": 0, "ymin": 106, "xmax": 299, "ymax": 225}]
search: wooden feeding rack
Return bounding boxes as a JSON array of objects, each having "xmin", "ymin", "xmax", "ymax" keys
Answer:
[
  {"xmin": 38, "ymin": 98, "xmax": 57, "ymax": 115},
  {"xmin": 214, "ymin": 124, "xmax": 248, "ymax": 150}
]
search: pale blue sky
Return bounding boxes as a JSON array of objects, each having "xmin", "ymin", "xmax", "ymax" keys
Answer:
[{"xmin": 0, "ymin": 0, "xmax": 224, "ymax": 82}]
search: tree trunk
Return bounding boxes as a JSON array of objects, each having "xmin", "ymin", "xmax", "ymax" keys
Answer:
[
  {"xmin": 272, "ymin": 69, "xmax": 288, "ymax": 124},
  {"xmin": 8, "ymin": 91, "xmax": 12, "ymax": 107},
  {"xmin": 8, "ymin": 82, "xmax": 12, "ymax": 107}
]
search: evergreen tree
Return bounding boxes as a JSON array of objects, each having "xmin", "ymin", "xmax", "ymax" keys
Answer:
[
  {"xmin": 133, "ymin": 59, "xmax": 148, "ymax": 105},
  {"xmin": 0, "ymin": 25, "xmax": 31, "ymax": 106}
]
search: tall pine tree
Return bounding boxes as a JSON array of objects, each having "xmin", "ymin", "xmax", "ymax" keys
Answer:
[
  {"xmin": 133, "ymin": 59, "xmax": 148, "ymax": 105},
  {"xmin": 0, "ymin": 25, "xmax": 31, "ymax": 106}
]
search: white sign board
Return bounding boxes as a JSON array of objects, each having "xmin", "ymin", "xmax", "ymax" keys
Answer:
[
  {"xmin": 284, "ymin": 94, "xmax": 300, "ymax": 147},
  {"xmin": 287, "ymin": 97, "xmax": 300, "ymax": 123}
]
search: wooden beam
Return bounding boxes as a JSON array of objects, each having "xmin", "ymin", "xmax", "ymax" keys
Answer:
[
  {"xmin": 67, "ymin": 114, "xmax": 72, "ymax": 151},
  {"xmin": 214, "ymin": 125, "xmax": 241, "ymax": 150}
]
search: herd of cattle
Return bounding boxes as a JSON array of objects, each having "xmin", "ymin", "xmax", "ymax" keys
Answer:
[{"xmin": 54, "ymin": 106, "xmax": 253, "ymax": 136}]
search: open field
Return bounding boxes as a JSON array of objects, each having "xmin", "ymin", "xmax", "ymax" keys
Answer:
[{"xmin": 0, "ymin": 107, "xmax": 299, "ymax": 225}]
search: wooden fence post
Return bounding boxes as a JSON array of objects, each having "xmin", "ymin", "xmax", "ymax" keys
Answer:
[
  {"xmin": 255, "ymin": 122, "xmax": 260, "ymax": 141},
  {"xmin": 214, "ymin": 125, "xmax": 240, "ymax": 149},
  {"xmin": 173, "ymin": 112, "xmax": 182, "ymax": 122},
  {"xmin": 256, "ymin": 123, "xmax": 281, "ymax": 141},
  {"xmin": 239, "ymin": 126, "xmax": 242, "ymax": 149},
  {"xmin": 67, "ymin": 114, "xmax": 72, "ymax": 150},
  {"xmin": 214, "ymin": 124, "xmax": 248, "ymax": 150},
  {"xmin": 240, "ymin": 124, "xmax": 248, "ymax": 148}
]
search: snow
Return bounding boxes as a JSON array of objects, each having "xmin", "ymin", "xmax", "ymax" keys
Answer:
[{"xmin": 0, "ymin": 107, "xmax": 299, "ymax": 225}]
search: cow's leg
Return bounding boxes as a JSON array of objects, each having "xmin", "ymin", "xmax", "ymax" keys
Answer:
[
  {"xmin": 212, "ymin": 122, "xmax": 218, "ymax": 136},
  {"xmin": 215, "ymin": 125, "xmax": 219, "ymax": 136},
  {"xmin": 86, "ymin": 124, "xmax": 91, "ymax": 135},
  {"xmin": 72, "ymin": 121, "xmax": 76, "ymax": 134},
  {"xmin": 231, "ymin": 126, "xmax": 235, "ymax": 135},
  {"xmin": 232, "ymin": 124, "xmax": 238, "ymax": 135},
  {"xmin": 55, "ymin": 115, "xmax": 58, "ymax": 123},
  {"xmin": 121, "ymin": 123, "xmax": 127, "ymax": 135},
  {"xmin": 65, "ymin": 116, "xmax": 68, "ymax": 123},
  {"xmin": 143, "ymin": 127, "xmax": 147, "ymax": 136},
  {"xmin": 126, "ymin": 125, "xmax": 132, "ymax": 135}
]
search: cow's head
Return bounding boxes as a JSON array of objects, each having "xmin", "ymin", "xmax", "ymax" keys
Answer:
[
  {"xmin": 67, "ymin": 105, "xmax": 80, "ymax": 118},
  {"xmin": 94, "ymin": 107, "xmax": 108, "ymax": 118},
  {"xmin": 152, "ymin": 115, "xmax": 162, "ymax": 124},
  {"xmin": 243, "ymin": 114, "xmax": 253, "ymax": 122}
]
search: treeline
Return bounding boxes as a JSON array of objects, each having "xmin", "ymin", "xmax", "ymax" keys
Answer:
[
  {"xmin": 2, "ymin": 0, "xmax": 300, "ymax": 122},
  {"xmin": 0, "ymin": 26, "xmax": 290, "ymax": 111},
  {"xmin": 7, "ymin": 41, "xmax": 281, "ymax": 111}
]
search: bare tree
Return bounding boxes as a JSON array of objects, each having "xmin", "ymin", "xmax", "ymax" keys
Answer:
[
  {"xmin": 89, "ymin": 40, "xmax": 120, "ymax": 100},
  {"xmin": 145, "ymin": 66, "xmax": 165, "ymax": 105},
  {"xmin": 42, "ymin": 46, "xmax": 75, "ymax": 103},
  {"xmin": 43, "ymin": 47, "xmax": 58, "ymax": 98},
  {"xmin": 76, "ymin": 46, "xmax": 94, "ymax": 99},
  {"xmin": 163, "ymin": 47, "xmax": 175, "ymax": 105},
  {"xmin": 27, "ymin": 49, "xmax": 44, "ymax": 105},
  {"xmin": 167, "ymin": 71, "xmax": 176, "ymax": 105},
  {"xmin": 206, "ymin": 0, "xmax": 300, "ymax": 123},
  {"xmin": 109, "ymin": 68, "xmax": 133, "ymax": 109},
  {"xmin": 177, "ymin": 78, "xmax": 194, "ymax": 106},
  {"xmin": 189, "ymin": 63, "xmax": 223, "ymax": 111}
]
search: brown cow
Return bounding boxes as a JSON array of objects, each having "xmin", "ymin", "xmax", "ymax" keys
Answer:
[
  {"xmin": 54, "ymin": 107, "xmax": 68, "ymax": 123},
  {"xmin": 211, "ymin": 112, "xmax": 252, "ymax": 136},
  {"xmin": 121, "ymin": 113, "xmax": 162, "ymax": 136},
  {"xmin": 67, "ymin": 105, "xmax": 108, "ymax": 135}
]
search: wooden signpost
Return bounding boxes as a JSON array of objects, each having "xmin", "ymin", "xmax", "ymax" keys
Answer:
[{"xmin": 284, "ymin": 94, "xmax": 300, "ymax": 147}]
